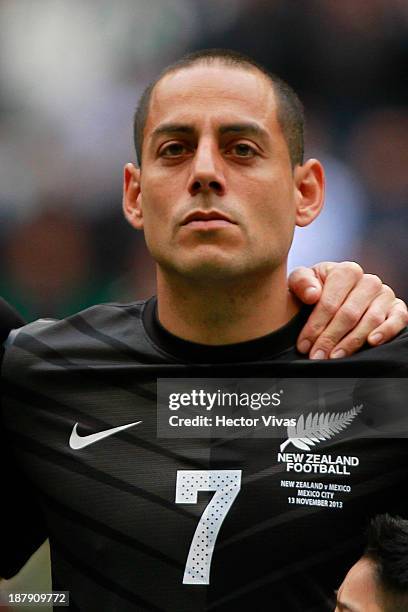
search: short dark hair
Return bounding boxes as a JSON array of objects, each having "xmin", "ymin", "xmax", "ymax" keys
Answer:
[
  {"xmin": 364, "ymin": 514, "xmax": 408, "ymax": 612},
  {"xmin": 133, "ymin": 48, "xmax": 304, "ymax": 169}
]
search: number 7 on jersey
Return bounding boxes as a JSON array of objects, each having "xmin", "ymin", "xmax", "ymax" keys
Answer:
[{"xmin": 175, "ymin": 470, "xmax": 242, "ymax": 585}]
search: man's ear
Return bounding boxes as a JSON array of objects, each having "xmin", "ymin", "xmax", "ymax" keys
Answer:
[
  {"xmin": 293, "ymin": 158, "xmax": 325, "ymax": 227},
  {"xmin": 122, "ymin": 162, "xmax": 143, "ymax": 230}
]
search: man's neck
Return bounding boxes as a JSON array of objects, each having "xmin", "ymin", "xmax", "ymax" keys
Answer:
[{"xmin": 156, "ymin": 267, "xmax": 300, "ymax": 345}]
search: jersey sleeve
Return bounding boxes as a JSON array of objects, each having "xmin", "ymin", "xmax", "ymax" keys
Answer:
[
  {"xmin": 0, "ymin": 421, "xmax": 48, "ymax": 578},
  {"xmin": 0, "ymin": 298, "xmax": 25, "ymax": 347},
  {"xmin": 0, "ymin": 298, "xmax": 48, "ymax": 578}
]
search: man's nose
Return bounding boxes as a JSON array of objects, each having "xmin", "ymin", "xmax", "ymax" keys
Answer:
[{"xmin": 188, "ymin": 140, "xmax": 226, "ymax": 197}]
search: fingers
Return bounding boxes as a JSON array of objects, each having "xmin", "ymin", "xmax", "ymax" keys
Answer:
[
  {"xmin": 310, "ymin": 260, "xmax": 340, "ymax": 282},
  {"xmin": 367, "ymin": 297, "xmax": 408, "ymax": 346},
  {"xmin": 296, "ymin": 262, "xmax": 365, "ymax": 355},
  {"xmin": 294, "ymin": 260, "xmax": 407, "ymax": 359},
  {"xmin": 312, "ymin": 279, "xmax": 389, "ymax": 359},
  {"xmin": 328, "ymin": 290, "xmax": 407, "ymax": 358},
  {"xmin": 288, "ymin": 266, "xmax": 322, "ymax": 304}
]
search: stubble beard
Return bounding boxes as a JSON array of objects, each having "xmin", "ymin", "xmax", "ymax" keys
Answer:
[{"xmin": 155, "ymin": 245, "xmax": 284, "ymax": 290}]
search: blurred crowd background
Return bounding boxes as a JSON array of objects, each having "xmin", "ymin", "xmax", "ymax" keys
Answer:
[
  {"xmin": 0, "ymin": 0, "xmax": 407, "ymax": 322},
  {"xmin": 0, "ymin": 1, "xmax": 407, "ymax": 608}
]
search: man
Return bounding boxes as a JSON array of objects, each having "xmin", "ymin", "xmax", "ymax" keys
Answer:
[
  {"xmin": 2, "ymin": 49, "xmax": 408, "ymax": 611},
  {"xmin": 335, "ymin": 514, "xmax": 408, "ymax": 611}
]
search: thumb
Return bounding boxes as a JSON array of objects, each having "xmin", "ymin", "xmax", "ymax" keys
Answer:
[
  {"xmin": 288, "ymin": 266, "xmax": 323, "ymax": 304},
  {"xmin": 311, "ymin": 261, "xmax": 337, "ymax": 283}
]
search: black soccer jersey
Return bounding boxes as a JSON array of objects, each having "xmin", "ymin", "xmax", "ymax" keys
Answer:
[
  {"xmin": 0, "ymin": 298, "xmax": 25, "ymax": 347},
  {"xmin": 1, "ymin": 297, "xmax": 408, "ymax": 611},
  {"xmin": 0, "ymin": 298, "xmax": 48, "ymax": 578}
]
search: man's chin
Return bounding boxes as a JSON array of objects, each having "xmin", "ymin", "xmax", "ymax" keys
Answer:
[
  {"xmin": 164, "ymin": 256, "xmax": 263, "ymax": 285},
  {"xmin": 180, "ymin": 262, "xmax": 241, "ymax": 282}
]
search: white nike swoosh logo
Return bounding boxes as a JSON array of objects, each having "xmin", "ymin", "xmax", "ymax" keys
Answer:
[{"xmin": 69, "ymin": 420, "xmax": 142, "ymax": 450}]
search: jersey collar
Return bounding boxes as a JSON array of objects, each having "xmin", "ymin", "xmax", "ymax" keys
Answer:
[{"xmin": 142, "ymin": 296, "xmax": 312, "ymax": 363}]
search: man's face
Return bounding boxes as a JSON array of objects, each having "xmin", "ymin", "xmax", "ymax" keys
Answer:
[
  {"xmin": 124, "ymin": 63, "xmax": 321, "ymax": 283},
  {"xmin": 335, "ymin": 557, "xmax": 385, "ymax": 612}
]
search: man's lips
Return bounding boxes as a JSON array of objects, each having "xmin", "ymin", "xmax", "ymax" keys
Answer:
[{"xmin": 181, "ymin": 210, "xmax": 236, "ymax": 228}]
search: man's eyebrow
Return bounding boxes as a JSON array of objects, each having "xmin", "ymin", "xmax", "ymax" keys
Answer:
[
  {"xmin": 151, "ymin": 124, "xmax": 195, "ymax": 139},
  {"xmin": 150, "ymin": 122, "xmax": 268, "ymax": 140},
  {"xmin": 218, "ymin": 123, "xmax": 268, "ymax": 139}
]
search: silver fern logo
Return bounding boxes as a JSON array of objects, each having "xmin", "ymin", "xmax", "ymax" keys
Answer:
[{"xmin": 280, "ymin": 404, "xmax": 363, "ymax": 452}]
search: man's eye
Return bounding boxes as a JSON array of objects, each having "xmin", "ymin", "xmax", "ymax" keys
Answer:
[
  {"xmin": 230, "ymin": 143, "xmax": 256, "ymax": 157},
  {"xmin": 160, "ymin": 143, "xmax": 187, "ymax": 157}
]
